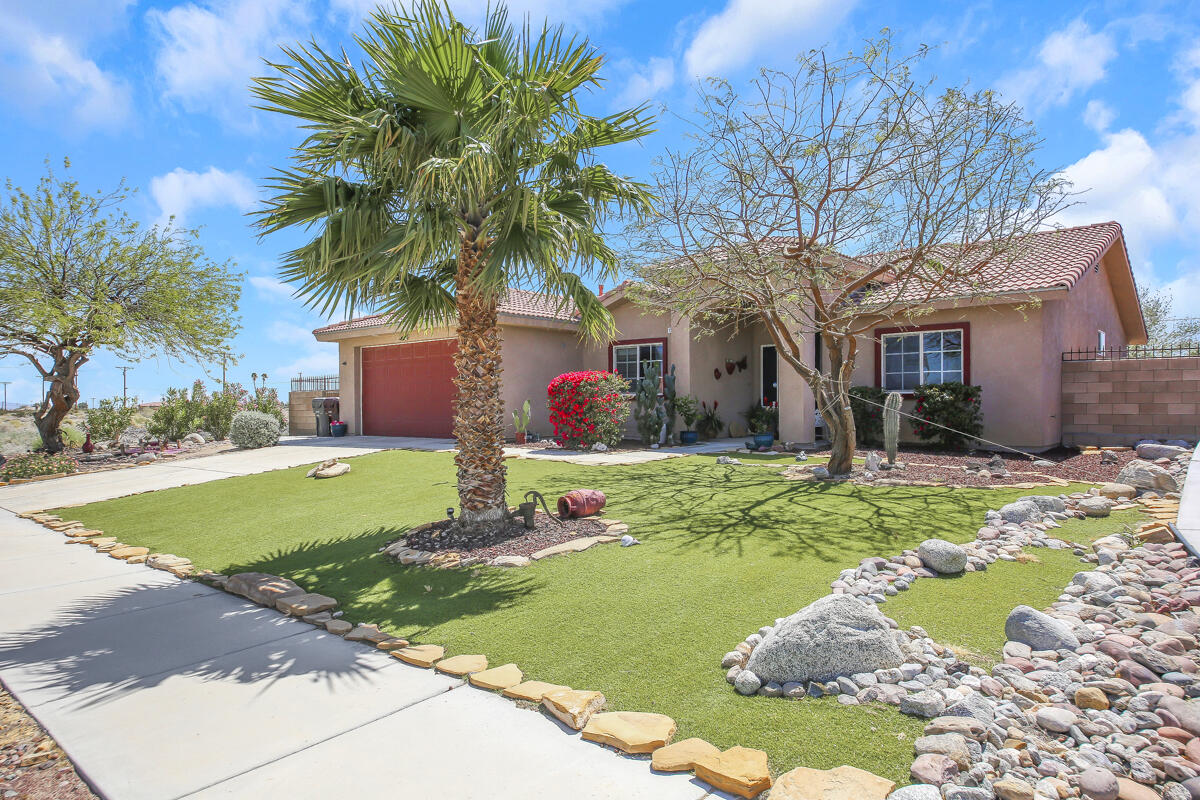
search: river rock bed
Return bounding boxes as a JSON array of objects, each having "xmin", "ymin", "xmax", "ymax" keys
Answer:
[{"xmin": 724, "ymin": 444, "xmax": 1195, "ymax": 798}]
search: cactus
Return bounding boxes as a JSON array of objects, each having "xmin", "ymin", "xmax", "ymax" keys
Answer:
[
  {"xmin": 632, "ymin": 361, "xmax": 665, "ymax": 446},
  {"xmin": 884, "ymin": 391, "xmax": 902, "ymax": 465},
  {"xmin": 661, "ymin": 364, "xmax": 677, "ymax": 444}
]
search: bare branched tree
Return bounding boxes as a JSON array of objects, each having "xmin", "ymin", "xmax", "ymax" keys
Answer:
[{"xmin": 627, "ymin": 38, "xmax": 1068, "ymax": 474}]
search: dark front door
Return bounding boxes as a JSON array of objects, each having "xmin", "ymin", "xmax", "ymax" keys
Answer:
[{"xmin": 761, "ymin": 345, "xmax": 777, "ymax": 405}]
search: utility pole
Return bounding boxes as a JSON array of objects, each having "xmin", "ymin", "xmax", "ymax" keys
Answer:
[
  {"xmin": 116, "ymin": 366, "xmax": 133, "ymax": 407},
  {"xmin": 0, "ymin": 381, "xmax": 9, "ymax": 412}
]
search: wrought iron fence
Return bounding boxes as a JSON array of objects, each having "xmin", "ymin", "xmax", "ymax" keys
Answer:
[
  {"xmin": 1062, "ymin": 344, "xmax": 1200, "ymax": 361},
  {"xmin": 290, "ymin": 374, "xmax": 339, "ymax": 392}
]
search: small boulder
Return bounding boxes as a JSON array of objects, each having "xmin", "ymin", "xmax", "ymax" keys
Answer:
[
  {"xmin": 1017, "ymin": 495, "xmax": 1067, "ymax": 513},
  {"xmin": 1097, "ymin": 482, "xmax": 1137, "ymax": 500},
  {"xmin": 1005, "ymin": 605, "xmax": 1079, "ymax": 651},
  {"xmin": 1117, "ymin": 459, "xmax": 1179, "ymax": 492},
  {"xmin": 1135, "ymin": 442, "xmax": 1190, "ymax": 460},
  {"xmin": 1077, "ymin": 496, "xmax": 1113, "ymax": 517},
  {"xmin": 998, "ymin": 500, "xmax": 1042, "ymax": 524},
  {"xmin": 917, "ymin": 539, "xmax": 968, "ymax": 574},
  {"xmin": 745, "ymin": 594, "xmax": 904, "ymax": 685}
]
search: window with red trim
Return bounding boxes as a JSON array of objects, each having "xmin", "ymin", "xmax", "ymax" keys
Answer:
[
  {"xmin": 611, "ymin": 340, "xmax": 664, "ymax": 390},
  {"xmin": 880, "ymin": 328, "xmax": 964, "ymax": 390}
]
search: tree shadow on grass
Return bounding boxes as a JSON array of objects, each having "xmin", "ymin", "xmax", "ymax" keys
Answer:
[
  {"xmin": 228, "ymin": 527, "xmax": 540, "ymax": 638},
  {"xmin": 516, "ymin": 458, "xmax": 1001, "ymax": 565}
]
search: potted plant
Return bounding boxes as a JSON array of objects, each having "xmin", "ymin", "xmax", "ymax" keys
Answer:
[
  {"xmin": 697, "ymin": 400, "xmax": 724, "ymax": 439},
  {"xmin": 675, "ymin": 395, "xmax": 700, "ymax": 445},
  {"xmin": 330, "ymin": 419, "xmax": 348, "ymax": 437},
  {"xmin": 512, "ymin": 400, "xmax": 532, "ymax": 444},
  {"xmin": 744, "ymin": 402, "xmax": 778, "ymax": 449}
]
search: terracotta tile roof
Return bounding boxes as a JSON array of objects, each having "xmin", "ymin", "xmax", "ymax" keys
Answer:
[
  {"xmin": 867, "ymin": 221, "xmax": 1127, "ymax": 299},
  {"xmin": 312, "ymin": 288, "xmax": 579, "ymax": 335}
]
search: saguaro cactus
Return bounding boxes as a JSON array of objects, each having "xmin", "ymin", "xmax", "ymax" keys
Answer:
[
  {"xmin": 661, "ymin": 364, "xmax": 677, "ymax": 444},
  {"xmin": 884, "ymin": 391, "xmax": 902, "ymax": 465}
]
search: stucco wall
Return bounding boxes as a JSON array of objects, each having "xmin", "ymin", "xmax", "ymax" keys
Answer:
[
  {"xmin": 288, "ymin": 389, "xmax": 341, "ymax": 435},
  {"xmin": 331, "ymin": 323, "xmax": 581, "ymax": 438},
  {"xmin": 851, "ymin": 304, "xmax": 1058, "ymax": 450}
]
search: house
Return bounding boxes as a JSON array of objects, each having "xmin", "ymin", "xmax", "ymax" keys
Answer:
[{"xmin": 312, "ymin": 221, "xmax": 1146, "ymax": 451}]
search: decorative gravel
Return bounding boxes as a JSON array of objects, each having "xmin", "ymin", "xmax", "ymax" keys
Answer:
[
  {"xmin": 798, "ymin": 447, "xmax": 1139, "ymax": 487},
  {"xmin": 1, "ymin": 685, "xmax": 97, "ymax": 799},
  {"xmin": 402, "ymin": 514, "xmax": 608, "ymax": 560}
]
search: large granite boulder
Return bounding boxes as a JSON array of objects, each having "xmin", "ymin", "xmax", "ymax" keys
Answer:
[
  {"xmin": 1135, "ymin": 442, "xmax": 1190, "ymax": 460},
  {"xmin": 1117, "ymin": 459, "xmax": 1179, "ymax": 492},
  {"xmin": 998, "ymin": 500, "xmax": 1042, "ymax": 524},
  {"xmin": 745, "ymin": 595, "xmax": 904, "ymax": 684},
  {"xmin": 1017, "ymin": 495, "xmax": 1066, "ymax": 514},
  {"xmin": 918, "ymin": 539, "xmax": 968, "ymax": 574},
  {"xmin": 1005, "ymin": 605, "xmax": 1080, "ymax": 651}
]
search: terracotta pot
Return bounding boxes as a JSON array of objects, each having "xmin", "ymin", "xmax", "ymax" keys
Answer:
[
  {"xmin": 82, "ymin": 433, "xmax": 94, "ymax": 454},
  {"xmin": 515, "ymin": 431, "xmax": 527, "ymax": 445},
  {"xmin": 557, "ymin": 489, "xmax": 607, "ymax": 518}
]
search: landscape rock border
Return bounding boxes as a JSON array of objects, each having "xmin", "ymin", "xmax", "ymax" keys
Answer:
[{"xmin": 380, "ymin": 516, "xmax": 632, "ymax": 569}]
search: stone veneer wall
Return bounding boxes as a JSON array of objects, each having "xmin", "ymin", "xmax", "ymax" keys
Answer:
[
  {"xmin": 288, "ymin": 389, "xmax": 341, "ymax": 436},
  {"xmin": 1061, "ymin": 356, "xmax": 1200, "ymax": 447}
]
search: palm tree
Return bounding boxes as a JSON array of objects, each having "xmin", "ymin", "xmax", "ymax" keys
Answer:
[{"xmin": 252, "ymin": 1, "xmax": 655, "ymax": 532}]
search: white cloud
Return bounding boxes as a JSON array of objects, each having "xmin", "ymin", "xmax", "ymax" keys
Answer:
[
  {"xmin": 328, "ymin": 0, "xmax": 628, "ymax": 29},
  {"xmin": 148, "ymin": 0, "xmax": 312, "ymax": 122},
  {"xmin": 1082, "ymin": 99, "xmax": 1115, "ymax": 132},
  {"xmin": 0, "ymin": 6, "xmax": 133, "ymax": 131},
  {"xmin": 149, "ymin": 166, "xmax": 258, "ymax": 228},
  {"xmin": 249, "ymin": 276, "xmax": 297, "ymax": 302},
  {"xmin": 999, "ymin": 20, "xmax": 1116, "ymax": 111},
  {"xmin": 1058, "ymin": 129, "xmax": 1179, "ymax": 244},
  {"xmin": 613, "ymin": 57, "xmax": 675, "ymax": 107},
  {"xmin": 267, "ymin": 319, "xmax": 339, "ymax": 378},
  {"xmin": 683, "ymin": 0, "xmax": 855, "ymax": 79}
]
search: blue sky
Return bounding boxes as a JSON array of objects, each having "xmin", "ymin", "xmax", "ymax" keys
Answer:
[{"xmin": 1, "ymin": 0, "xmax": 1197, "ymax": 407}]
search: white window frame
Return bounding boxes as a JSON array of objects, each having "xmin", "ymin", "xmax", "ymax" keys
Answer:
[
  {"xmin": 611, "ymin": 342, "xmax": 664, "ymax": 391},
  {"xmin": 881, "ymin": 328, "xmax": 964, "ymax": 392}
]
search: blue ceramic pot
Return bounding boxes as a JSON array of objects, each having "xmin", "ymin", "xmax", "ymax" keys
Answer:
[{"xmin": 680, "ymin": 430, "xmax": 700, "ymax": 445}]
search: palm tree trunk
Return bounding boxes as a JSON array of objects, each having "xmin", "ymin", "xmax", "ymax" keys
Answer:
[{"xmin": 452, "ymin": 238, "xmax": 508, "ymax": 530}]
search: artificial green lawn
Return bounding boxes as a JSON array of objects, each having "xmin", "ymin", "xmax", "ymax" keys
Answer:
[{"xmin": 57, "ymin": 449, "xmax": 1133, "ymax": 784}]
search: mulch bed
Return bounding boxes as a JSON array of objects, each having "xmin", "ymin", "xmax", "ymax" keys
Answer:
[
  {"xmin": 0, "ymin": 685, "xmax": 96, "ymax": 800},
  {"xmin": 402, "ymin": 513, "xmax": 608, "ymax": 560},
  {"xmin": 794, "ymin": 446, "xmax": 1139, "ymax": 487}
]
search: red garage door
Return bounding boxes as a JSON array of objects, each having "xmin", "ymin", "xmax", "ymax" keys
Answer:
[{"xmin": 361, "ymin": 340, "xmax": 457, "ymax": 437}]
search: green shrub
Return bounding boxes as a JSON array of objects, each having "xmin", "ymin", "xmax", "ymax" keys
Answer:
[
  {"xmin": 84, "ymin": 397, "xmax": 138, "ymax": 442},
  {"xmin": 229, "ymin": 410, "xmax": 282, "ymax": 449},
  {"xmin": 1, "ymin": 452, "xmax": 78, "ymax": 481},
  {"xmin": 202, "ymin": 385, "xmax": 242, "ymax": 440},
  {"xmin": 148, "ymin": 384, "xmax": 205, "ymax": 442},
  {"xmin": 242, "ymin": 387, "xmax": 285, "ymax": 428},
  {"xmin": 60, "ymin": 424, "xmax": 86, "ymax": 448},
  {"xmin": 696, "ymin": 400, "xmax": 724, "ymax": 439},
  {"xmin": 911, "ymin": 381, "xmax": 983, "ymax": 449},
  {"xmin": 849, "ymin": 386, "xmax": 887, "ymax": 446}
]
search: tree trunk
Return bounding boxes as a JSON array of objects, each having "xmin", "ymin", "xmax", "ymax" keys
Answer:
[
  {"xmin": 451, "ymin": 238, "xmax": 508, "ymax": 530},
  {"xmin": 33, "ymin": 352, "xmax": 83, "ymax": 454},
  {"xmin": 817, "ymin": 338, "xmax": 857, "ymax": 476}
]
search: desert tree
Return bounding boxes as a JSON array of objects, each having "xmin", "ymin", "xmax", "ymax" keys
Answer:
[
  {"xmin": 628, "ymin": 38, "xmax": 1067, "ymax": 474},
  {"xmin": 1138, "ymin": 285, "xmax": 1200, "ymax": 351},
  {"xmin": 253, "ymin": 2, "xmax": 655, "ymax": 532},
  {"xmin": 0, "ymin": 160, "xmax": 242, "ymax": 452}
]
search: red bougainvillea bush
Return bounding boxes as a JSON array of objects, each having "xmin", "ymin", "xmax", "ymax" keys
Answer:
[{"xmin": 547, "ymin": 371, "xmax": 630, "ymax": 449}]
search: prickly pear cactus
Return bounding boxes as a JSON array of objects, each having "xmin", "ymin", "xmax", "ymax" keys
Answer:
[
  {"xmin": 633, "ymin": 361, "xmax": 665, "ymax": 446},
  {"xmin": 884, "ymin": 391, "xmax": 902, "ymax": 465}
]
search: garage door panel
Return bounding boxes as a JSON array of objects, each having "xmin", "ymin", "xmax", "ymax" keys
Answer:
[{"xmin": 362, "ymin": 340, "xmax": 456, "ymax": 437}]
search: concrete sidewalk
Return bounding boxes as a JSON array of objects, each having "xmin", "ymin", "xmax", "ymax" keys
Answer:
[
  {"xmin": 0, "ymin": 435, "xmax": 456, "ymax": 514},
  {"xmin": 0, "ymin": 511, "xmax": 723, "ymax": 800}
]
